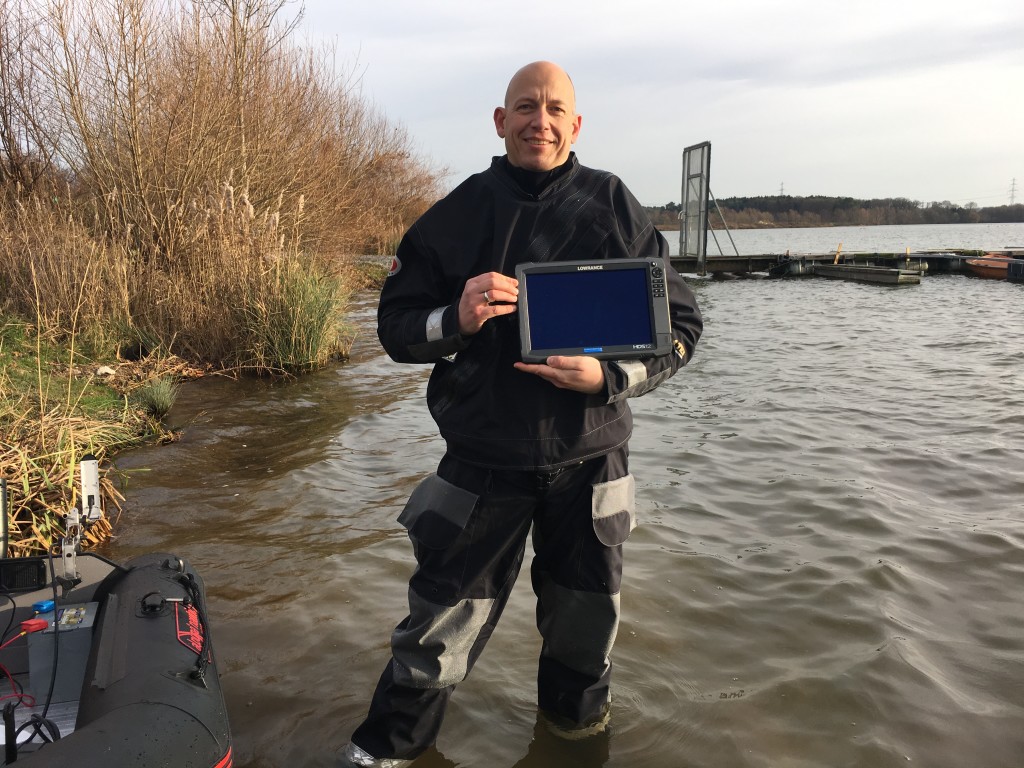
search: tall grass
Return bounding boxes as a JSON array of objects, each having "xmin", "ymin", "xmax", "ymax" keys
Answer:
[
  {"xmin": 0, "ymin": 0, "xmax": 441, "ymax": 370},
  {"xmin": 238, "ymin": 258, "xmax": 350, "ymax": 373},
  {"xmin": 2, "ymin": 0, "xmax": 443, "ymax": 554},
  {"xmin": 134, "ymin": 376, "xmax": 180, "ymax": 421}
]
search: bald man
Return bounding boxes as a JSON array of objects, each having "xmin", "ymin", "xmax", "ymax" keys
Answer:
[{"xmin": 338, "ymin": 61, "xmax": 703, "ymax": 767}]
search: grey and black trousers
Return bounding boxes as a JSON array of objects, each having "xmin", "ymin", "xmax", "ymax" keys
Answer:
[{"xmin": 350, "ymin": 447, "xmax": 635, "ymax": 760}]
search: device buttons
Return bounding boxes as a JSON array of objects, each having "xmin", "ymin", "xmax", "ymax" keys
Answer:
[{"xmin": 652, "ymin": 273, "xmax": 666, "ymax": 298}]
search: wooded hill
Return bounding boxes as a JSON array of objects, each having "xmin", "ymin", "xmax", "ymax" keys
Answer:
[{"xmin": 645, "ymin": 196, "xmax": 1024, "ymax": 229}]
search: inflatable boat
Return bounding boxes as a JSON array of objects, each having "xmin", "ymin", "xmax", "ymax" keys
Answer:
[{"xmin": 0, "ymin": 463, "xmax": 232, "ymax": 766}]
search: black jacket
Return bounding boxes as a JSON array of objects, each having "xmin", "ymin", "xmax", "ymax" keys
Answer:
[{"xmin": 377, "ymin": 155, "xmax": 703, "ymax": 470}]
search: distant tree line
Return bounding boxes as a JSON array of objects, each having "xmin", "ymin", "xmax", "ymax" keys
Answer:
[{"xmin": 646, "ymin": 196, "xmax": 1024, "ymax": 229}]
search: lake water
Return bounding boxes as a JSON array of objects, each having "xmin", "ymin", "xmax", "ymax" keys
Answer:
[
  {"xmin": 109, "ymin": 222, "xmax": 1024, "ymax": 768},
  {"xmin": 668, "ymin": 221, "xmax": 1024, "ymax": 256}
]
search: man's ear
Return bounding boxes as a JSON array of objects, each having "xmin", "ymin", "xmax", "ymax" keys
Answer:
[{"xmin": 493, "ymin": 107, "xmax": 507, "ymax": 138}]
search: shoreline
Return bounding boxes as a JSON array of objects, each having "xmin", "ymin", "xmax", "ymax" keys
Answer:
[{"xmin": 0, "ymin": 325, "xmax": 212, "ymax": 555}]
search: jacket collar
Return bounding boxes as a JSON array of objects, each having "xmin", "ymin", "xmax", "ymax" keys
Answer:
[{"xmin": 489, "ymin": 153, "xmax": 580, "ymax": 200}]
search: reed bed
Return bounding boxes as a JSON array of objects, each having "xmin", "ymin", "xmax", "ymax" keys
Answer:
[
  {"xmin": 1, "ymin": 0, "xmax": 439, "ymax": 372},
  {"xmin": 1, "ymin": 0, "xmax": 443, "ymax": 553},
  {"xmin": 1, "ymin": 421, "xmax": 120, "ymax": 558}
]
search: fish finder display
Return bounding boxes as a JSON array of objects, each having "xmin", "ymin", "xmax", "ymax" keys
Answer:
[{"xmin": 516, "ymin": 258, "xmax": 672, "ymax": 361}]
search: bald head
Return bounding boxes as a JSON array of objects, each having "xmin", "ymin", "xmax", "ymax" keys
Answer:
[
  {"xmin": 494, "ymin": 61, "xmax": 582, "ymax": 171},
  {"xmin": 504, "ymin": 61, "xmax": 576, "ymax": 111}
]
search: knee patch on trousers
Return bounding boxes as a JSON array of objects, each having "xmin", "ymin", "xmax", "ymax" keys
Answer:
[{"xmin": 391, "ymin": 590, "xmax": 495, "ymax": 689}]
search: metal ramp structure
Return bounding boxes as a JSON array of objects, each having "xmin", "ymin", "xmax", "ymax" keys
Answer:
[
  {"xmin": 679, "ymin": 141, "xmax": 710, "ymax": 275},
  {"xmin": 680, "ymin": 141, "xmax": 740, "ymax": 276}
]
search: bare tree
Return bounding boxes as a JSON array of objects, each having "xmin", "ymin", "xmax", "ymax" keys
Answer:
[
  {"xmin": 3, "ymin": 0, "xmax": 444, "ymax": 365},
  {"xmin": 0, "ymin": 0, "xmax": 58, "ymax": 192}
]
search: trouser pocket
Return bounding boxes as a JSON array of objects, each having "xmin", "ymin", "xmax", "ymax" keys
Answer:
[
  {"xmin": 397, "ymin": 472, "xmax": 479, "ymax": 550},
  {"xmin": 591, "ymin": 473, "xmax": 636, "ymax": 546}
]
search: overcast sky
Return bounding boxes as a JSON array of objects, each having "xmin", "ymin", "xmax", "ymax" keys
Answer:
[{"xmin": 291, "ymin": 0, "xmax": 1023, "ymax": 207}]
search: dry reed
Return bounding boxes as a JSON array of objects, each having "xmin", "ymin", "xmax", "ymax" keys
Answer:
[
  {"xmin": 2, "ymin": 0, "xmax": 440, "ymax": 368},
  {"xmin": 1, "ymin": 316, "xmax": 132, "ymax": 557},
  {"xmin": 1, "ymin": 0, "xmax": 443, "ymax": 554}
]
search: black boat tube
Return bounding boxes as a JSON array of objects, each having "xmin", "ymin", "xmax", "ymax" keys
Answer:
[{"xmin": 12, "ymin": 553, "xmax": 233, "ymax": 767}]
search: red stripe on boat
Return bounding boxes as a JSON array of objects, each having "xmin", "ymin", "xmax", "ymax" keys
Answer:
[{"xmin": 213, "ymin": 745, "xmax": 233, "ymax": 768}]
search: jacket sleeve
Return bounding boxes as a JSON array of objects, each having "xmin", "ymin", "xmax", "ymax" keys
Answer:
[
  {"xmin": 600, "ymin": 192, "xmax": 703, "ymax": 402},
  {"xmin": 376, "ymin": 224, "xmax": 472, "ymax": 364}
]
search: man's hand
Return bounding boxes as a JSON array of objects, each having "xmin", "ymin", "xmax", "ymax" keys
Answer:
[
  {"xmin": 458, "ymin": 272, "xmax": 519, "ymax": 335},
  {"xmin": 514, "ymin": 355, "xmax": 605, "ymax": 394}
]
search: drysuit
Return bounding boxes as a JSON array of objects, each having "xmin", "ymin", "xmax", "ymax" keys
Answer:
[{"xmin": 351, "ymin": 153, "xmax": 703, "ymax": 760}]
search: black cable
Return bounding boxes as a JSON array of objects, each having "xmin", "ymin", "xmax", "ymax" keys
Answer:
[
  {"xmin": 10, "ymin": 550, "xmax": 63, "ymax": 753},
  {"xmin": 178, "ymin": 573, "xmax": 211, "ymax": 681},
  {"xmin": 13, "ymin": 712, "xmax": 60, "ymax": 745},
  {"xmin": 1, "ymin": 478, "xmax": 8, "ymax": 559},
  {"xmin": 0, "ymin": 595, "xmax": 15, "ymax": 646},
  {"xmin": 40, "ymin": 548, "xmax": 59, "ymax": 720}
]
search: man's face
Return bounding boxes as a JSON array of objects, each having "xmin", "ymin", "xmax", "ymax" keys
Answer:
[{"xmin": 494, "ymin": 63, "xmax": 582, "ymax": 172}]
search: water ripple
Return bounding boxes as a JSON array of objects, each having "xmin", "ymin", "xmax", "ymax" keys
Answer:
[{"xmin": 109, "ymin": 254, "xmax": 1024, "ymax": 767}]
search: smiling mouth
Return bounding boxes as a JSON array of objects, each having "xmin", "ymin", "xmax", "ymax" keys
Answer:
[{"xmin": 525, "ymin": 138, "xmax": 552, "ymax": 146}]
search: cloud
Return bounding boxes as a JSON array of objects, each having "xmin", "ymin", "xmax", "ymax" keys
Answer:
[{"xmin": 295, "ymin": 0, "xmax": 1024, "ymax": 205}]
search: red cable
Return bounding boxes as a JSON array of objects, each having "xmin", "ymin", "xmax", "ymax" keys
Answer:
[
  {"xmin": 0, "ymin": 661, "xmax": 34, "ymax": 707},
  {"xmin": 0, "ymin": 632, "xmax": 26, "ymax": 652}
]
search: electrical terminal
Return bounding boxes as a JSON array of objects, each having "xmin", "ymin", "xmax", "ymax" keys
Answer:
[{"xmin": 20, "ymin": 618, "xmax": 48, "ymax": 634}]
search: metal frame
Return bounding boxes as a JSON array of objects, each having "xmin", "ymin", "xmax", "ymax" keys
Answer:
[{"xmin": 680, "ymin": 141, "xmax": 711, "ymax": 276}]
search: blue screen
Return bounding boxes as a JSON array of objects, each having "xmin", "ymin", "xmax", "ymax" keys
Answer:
[{"xmin": 525, "ymin": 267, "xmax": 653, "ymax": 351}]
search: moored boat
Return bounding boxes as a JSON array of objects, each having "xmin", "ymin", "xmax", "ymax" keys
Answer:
[
  {"xmin": 964, "ymin": 253, "xmax": 1010, "ymax": 279},
  {"xmin": 0, "ymin": 463, "xmax": 232, "ymax": 766}
]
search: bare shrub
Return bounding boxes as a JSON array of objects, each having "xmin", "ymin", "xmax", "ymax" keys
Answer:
[
  {"xmin": 0, "ymin": 190, "xmax": 127, "ymax": 351},
  {"xmin": 0, "ymin": 0, "xmax": 59, "ymax": 194},
  {"xmin": 35, "ymin": 0, "xmax": 441, "ymax": 262},
  {"xmin": 1, "ymin": 0, "xmax": 443, "ymax": 369}
]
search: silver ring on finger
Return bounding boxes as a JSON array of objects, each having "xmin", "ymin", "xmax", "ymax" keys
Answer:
[{"xmin": 483, "ymin": 290, "xmax": 491, "ymax": 303}]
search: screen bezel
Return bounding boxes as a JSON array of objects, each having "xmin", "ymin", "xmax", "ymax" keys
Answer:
[{"xmin": 515, "ymin": 258, "xmax": 672, "ymax": 362}]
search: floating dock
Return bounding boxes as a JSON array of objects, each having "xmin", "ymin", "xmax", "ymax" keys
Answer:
[
  {"xmin": 810, "ymin": 264, "xmax": 921, "ymax": 285},
  {"xmin": 671, "ymin": 248, "xmax": 1024, "ymax": 285}
]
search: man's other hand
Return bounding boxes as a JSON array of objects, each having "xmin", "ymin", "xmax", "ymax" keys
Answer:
[{"xmin": 514, "ymin": 355, "xmax": 605, "ymax": 394}]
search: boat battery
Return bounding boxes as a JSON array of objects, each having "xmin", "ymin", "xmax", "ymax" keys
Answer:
[{"xmin": 28, "ymin": 602, "xmax": 99, "ymax": 703}]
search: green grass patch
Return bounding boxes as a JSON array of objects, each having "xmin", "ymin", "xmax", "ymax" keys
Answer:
[
  {"xmin": 1, "ymin": 316, "xmax": 124, "ymax": 421},
  {"xmin": 235, "ymin": 260, "xmax": 351, "ymax": 374},
  {"xmin": 133, "ymin": 376, "xmax": 180, "ymax": 420},
  {"xmin": 1, "ymin": 313, "xmax": 161, "ymax": 555}
]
